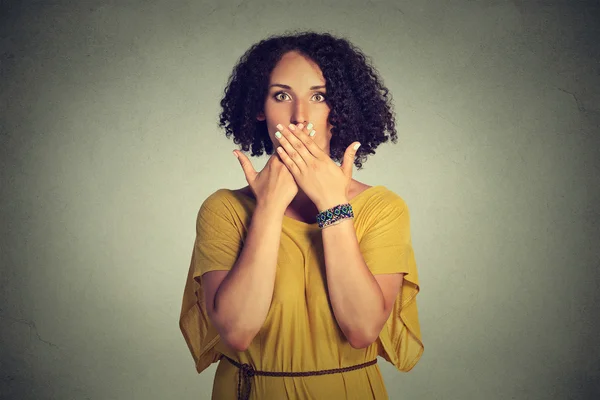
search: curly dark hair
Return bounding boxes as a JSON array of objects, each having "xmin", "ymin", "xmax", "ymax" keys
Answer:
[{"xmin": 218, "ymin": 30, "xmax": 398, "ymax": 170}]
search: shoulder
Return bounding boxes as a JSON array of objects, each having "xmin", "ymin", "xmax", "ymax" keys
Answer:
[
  {"xmin": 360, "ymin": 185, "xmax": 408, "ymax": 213},
  {"xmin": 196, "ymin": 187, "xmax": 255, "ymax": 224},
  {"xmin": 193, "ymin": 188, "xmax": 253, "ymax": 234},
  {"xmin": 200, "ymin": 187, "xmax": 248, "ymax": 210}
]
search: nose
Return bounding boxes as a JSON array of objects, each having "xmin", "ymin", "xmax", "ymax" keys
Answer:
[{"xmin": 290, "ymin": 100, "xmax": 308, "ymax": 126}]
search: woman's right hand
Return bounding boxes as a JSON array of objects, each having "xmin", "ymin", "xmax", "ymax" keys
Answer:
[{"xmin": 234, "ymin": 150, "xmax": 298, "ymax": 211}]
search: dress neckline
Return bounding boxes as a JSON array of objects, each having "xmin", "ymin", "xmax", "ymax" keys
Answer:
[{"xmin": 231, "ymin": 185, "xmax": 387, "ymax": 230}]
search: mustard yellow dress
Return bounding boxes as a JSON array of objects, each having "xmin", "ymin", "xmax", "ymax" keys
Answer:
[{"xmin": 179, "ymin": 185, "xmax": 423, "ymax": 399}]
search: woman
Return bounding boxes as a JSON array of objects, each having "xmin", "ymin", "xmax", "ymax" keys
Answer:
[{"xmin": 180, "ymin": 31, "xmax": 423, "ymax": 400}]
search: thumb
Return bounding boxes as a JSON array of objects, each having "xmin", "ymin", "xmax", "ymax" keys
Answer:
[
  {"xmin": 233, "ymin": 150, "xmax": 257, "ymax": 183},
  {"xmin": 341, "ymin": 142, "xmax": 360, "ymax": 177}
]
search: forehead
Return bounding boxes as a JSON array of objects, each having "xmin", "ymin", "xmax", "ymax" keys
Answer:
[{"xmin": 269, "ymin": 51, "xmax": 325, "ymax": 87}]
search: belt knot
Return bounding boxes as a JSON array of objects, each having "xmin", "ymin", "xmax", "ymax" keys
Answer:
[{"xmin": 240, "ymin": 363, "xmax": 255, "ymax": 377}]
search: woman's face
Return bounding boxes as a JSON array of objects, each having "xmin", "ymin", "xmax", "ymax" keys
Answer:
[{"xmin": 257, "ymin": 51, "xmax": 332, "ymax": 155}]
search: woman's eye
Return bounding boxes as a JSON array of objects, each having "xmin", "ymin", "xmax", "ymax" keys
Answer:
[
  {"xmin": 313, "ymin": 93, "xmax": 326, "ymax": 102},
  {"xmin": 274, "ymin": 92, "xmax": 290, "ymax": 101}
]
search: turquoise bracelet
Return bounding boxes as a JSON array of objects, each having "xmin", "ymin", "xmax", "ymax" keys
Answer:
[{"xmin": 316, "ymin": 203, "xmax": 354, "ymax": 229}]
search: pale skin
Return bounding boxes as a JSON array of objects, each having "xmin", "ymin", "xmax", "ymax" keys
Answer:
[{"xmin": 202, "ymin": 51, "xmax": 404, "ymax": 351}]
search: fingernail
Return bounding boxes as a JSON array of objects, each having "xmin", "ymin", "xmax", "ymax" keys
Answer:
[
  {"xmin": 306, "ymin": 122, "xmax": 313, "ymax": 130},
  {"xmin": 297, "ymin": 123, "xmax": 304, "ymax": 130},
  {"xmin": 309, "ymin": 130, "xmax": 316, "ymax": 137},
  {"xmin": 275, "ymin": 131, "xmax": 282, "ymax": 139},
  {"xmin": 233, "ymin": 151, "xmax": 239, "ymax": 159},
  {"xmin": 276, "ymin": 124, "xmax": 284, "ymax": 130},
  {"xmin": 353, "ymin": 143, "xmax": 361, "ymax": 150},
  {"xmin": 288, "ymin": 124, "xmax": 296, "ymax": 130}
]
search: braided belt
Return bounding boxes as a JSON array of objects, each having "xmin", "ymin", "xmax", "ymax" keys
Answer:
[{"xmin": 223, "ymin": 355, "xmax": 378, "ymax": 400}]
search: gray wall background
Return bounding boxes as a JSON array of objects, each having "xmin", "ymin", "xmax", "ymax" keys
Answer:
[{"xmin": 1, "ymin": 1, "xmax": 599, "ymax": 399}]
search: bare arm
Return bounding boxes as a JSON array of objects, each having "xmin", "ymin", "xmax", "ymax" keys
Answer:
[
  {"xmin": 202, "ymin": 203, "xmax": 284, "ymax": 352},
  {"xmin": 322, "ymin": 218, "xmax": 404, "ymax": 349}
]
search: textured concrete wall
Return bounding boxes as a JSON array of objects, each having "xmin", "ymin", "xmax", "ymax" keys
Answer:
[{"xmin": 1, "ymin": 1, "xmax": 599, "ymax": 399}]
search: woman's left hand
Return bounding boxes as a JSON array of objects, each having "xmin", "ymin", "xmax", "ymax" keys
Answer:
[{"xmin": 274, "ymin": 122, "xmax": 361, "ymax": 211}]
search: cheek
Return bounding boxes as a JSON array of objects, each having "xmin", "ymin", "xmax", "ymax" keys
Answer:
[{"xmin": 265, "ymin": 107, "xmax": 291, "ymax": 129}]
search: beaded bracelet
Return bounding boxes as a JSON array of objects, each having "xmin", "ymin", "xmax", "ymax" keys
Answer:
[{"xmin": 316, "ymin": 203, "xmax": 354, "ymax": 229}]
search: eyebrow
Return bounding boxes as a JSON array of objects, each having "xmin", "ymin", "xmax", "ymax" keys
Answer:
[{"xmin": 269, "ymin": 83, "xmax": 326, "ymax": 90}]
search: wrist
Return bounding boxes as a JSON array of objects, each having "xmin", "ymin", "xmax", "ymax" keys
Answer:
[
  {"xmin": 316, "ymin": 201, "xmax": 354, "ymax": 229},
  {"xmin": 255, "ymin": 200, "xmax": 287, "ymax": 216}
]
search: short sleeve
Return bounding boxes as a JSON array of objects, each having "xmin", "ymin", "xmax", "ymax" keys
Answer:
[
  {"xmin": 359, "ymin": 195, "xmax": 412, "ymax": 276},
  {"xmin": 179, "ymin": 190, "xmax": 245, "ymax": 373},
  {"xmin": 193, "ymin": 193, "xmax": 244, "ymax": 278},
  {"xmin": 359, "ymin": 194, "xmax": 424, "ymax": 372}
]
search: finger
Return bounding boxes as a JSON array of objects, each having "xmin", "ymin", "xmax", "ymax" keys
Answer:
[
  {"xmin": 293, "ymin": 122, "xmax": 327, "ymax": 160},
  {"xmin": 276, "ymin": 124, "xmax": 311, "ymax": 168},
  {"xmin": 341, "ymin": 142, "xmax": 361, "ymax": 178},
  {"xmin": 233, "ymin": 150, "xmax": 258, "ymax": 183},
  {"xmin": 276, "ymin": 146, "xmax": 300, "ymax": 176}
]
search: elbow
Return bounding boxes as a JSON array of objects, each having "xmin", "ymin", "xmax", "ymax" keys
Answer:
[
  {"xmin": 221, "ymin": 330, "xmax": 256, "ymax": 352},
  {"xmin": 347, "ymin": 312, "xmax": 388, "ymax": 349},
  {"xmin": 348, "ymin": 337, "xmax": 377, "ymax": 349},
  {"xmin": 347, "ymin": 329, "xmax": 379, "ymax": 349},
  {"xmin": 225, "ymin": 338, "xmax": 250, "ymax": 352},
  {"xmin": 208, "ymin": 312, "xmax": 255, "ymax": 352}
]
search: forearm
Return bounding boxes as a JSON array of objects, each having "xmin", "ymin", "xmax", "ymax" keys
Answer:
[
  {"xmin": 212, "ymin": 204, "xmax": 283, "ymax": 349},
  {"xmin": 322, "ymin": 218, "xmax": 385, "ymax": 348}
]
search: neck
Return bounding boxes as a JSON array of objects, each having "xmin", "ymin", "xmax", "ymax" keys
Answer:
[
  {"xmin": 290, "ymin": 187, "xmax": 313, "ymax": 208},
  {"xmin": 287, "ymin": 187, "xmax": 320, "ymax": 218}
]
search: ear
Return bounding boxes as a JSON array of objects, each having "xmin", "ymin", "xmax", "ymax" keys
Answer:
[{"xmin": 256, "ymin": 112, "xmax": 265, "ymax": 121}]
